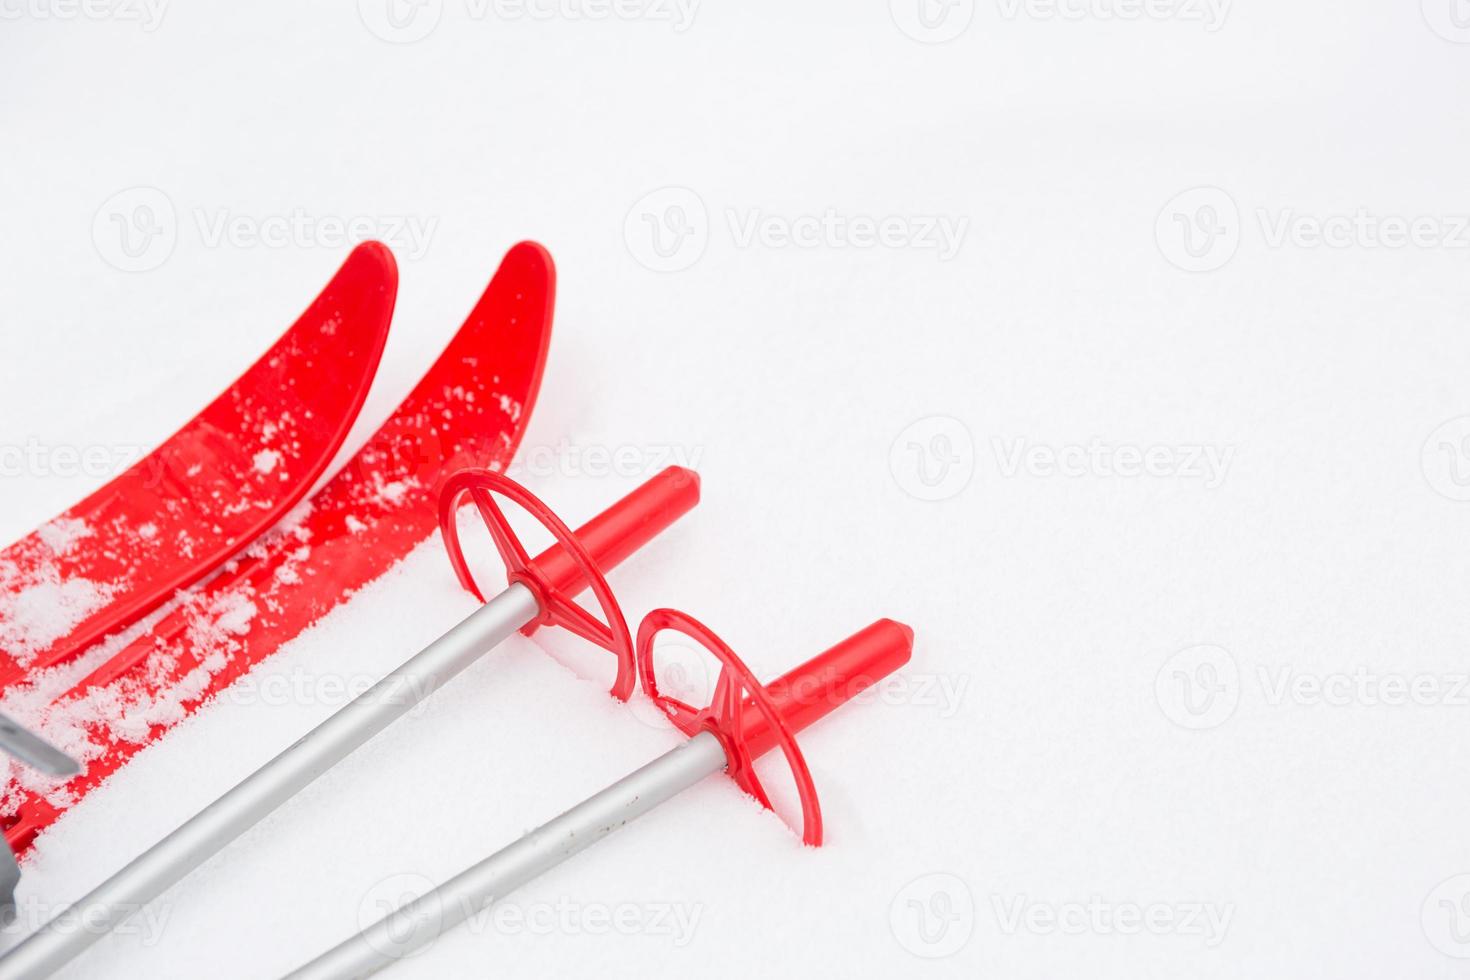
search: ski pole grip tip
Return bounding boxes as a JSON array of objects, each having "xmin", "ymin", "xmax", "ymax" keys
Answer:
[
  {"xmin": 740, "ymin": 618, "xmax": 915, "ymax": 758},
  {"xmin": 531, "ymin": 466, "xmax": 701, "ymax": 596}
]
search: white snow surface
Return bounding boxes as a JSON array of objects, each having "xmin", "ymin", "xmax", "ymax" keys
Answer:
[{"xmin": 2, "ymin": 4, "xmax": 1470, "ymax": 979}]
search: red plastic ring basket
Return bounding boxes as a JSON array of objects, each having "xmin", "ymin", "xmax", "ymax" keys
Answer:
[
  {"xmin": 438, "ymin": 469, "xmax": 637, "ymax": 701},
  {"xmin": 636, "ymin": 608, "xmax": 823, "ymax": 846}
]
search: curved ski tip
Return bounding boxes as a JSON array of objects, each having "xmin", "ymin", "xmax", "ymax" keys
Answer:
[
  {"xmin": 343, "ymin": 239, "xmax": 399, "ymax": 286},
  {"xmin": 503, "ymin": 240, "xmax": 555, "ymax": 275}
]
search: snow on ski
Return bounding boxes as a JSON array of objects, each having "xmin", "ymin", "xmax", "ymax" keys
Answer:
[
  {"xmin": 0, "ymin": 243, "xmax": 397, "ymax": 693},
  {"xmin": 0, "ymin": 242, "xmax": 554, "ymax": 854}
]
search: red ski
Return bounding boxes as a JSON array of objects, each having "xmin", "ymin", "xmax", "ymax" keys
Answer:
[
  {"xmin": 0, "ymin": 243, "xmax": 396, "ymax": 692},
  {"xmin": 1, "ymin": 242, "xmax": 555, "ymax": 854}
]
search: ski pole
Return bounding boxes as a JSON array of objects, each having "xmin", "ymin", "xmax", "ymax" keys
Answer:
[
  {"xmin": 0, "ymin": 467, "xmax": 700, "ymax": 980},
  {"xmin": 286, "ymin": 613, "xmax": 914, "ymax": 979},
  {"xmin": 0, "ymin": 714, "xmax": 78, "ymax": 784},
  {"xmin": 0, "ymin": 716, "xmax": 77, "ymax": 925}
]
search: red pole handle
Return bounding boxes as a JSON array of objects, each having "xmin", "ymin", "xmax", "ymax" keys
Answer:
[
  {"xmin": 738, "ymin": 619, "xmax": 914, "ymax": 759},
  {"xmin": 530, "ymin": 466, "xmax": 701, "ymax": 597}
]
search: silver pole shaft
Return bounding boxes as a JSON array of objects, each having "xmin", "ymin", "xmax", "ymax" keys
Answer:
[
  {"xmin": 0, "ymin": 715, "xmax": 79, "ymax": 924},
  {"xmin": 0, "ymin": 584, "xmax": 541, "ymax": 980},
  {"xmin": 286, "ymin": 730, "xmax": 730, "ymax": 980},
  {"xmin": 0, "ymin": 712, "xmax": 80, "ymax": 778}
]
